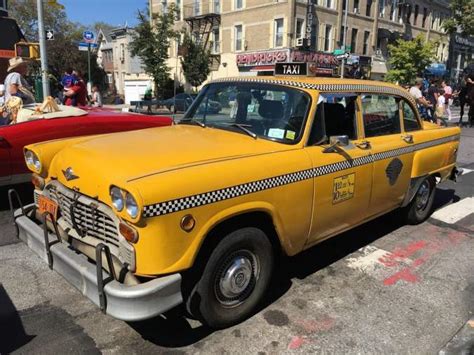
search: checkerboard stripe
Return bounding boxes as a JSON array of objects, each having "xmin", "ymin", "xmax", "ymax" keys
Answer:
[{"xmin": 143, "ymin": 134, "xmax": 460, "ymax": 218}]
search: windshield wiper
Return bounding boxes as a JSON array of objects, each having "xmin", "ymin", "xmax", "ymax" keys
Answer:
[
  {"xmin": 225, "ymin": 123, "xmax": 257, "ymax": 139},
  {"xmin": 179, "ymin": 119, "xmax": 206, "ymax": 128}
]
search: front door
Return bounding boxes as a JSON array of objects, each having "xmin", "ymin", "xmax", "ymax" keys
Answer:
[
  {"xmin": 360, "ymin": 93, "xmax": 414, "ymax": 216},
  {"xmin": 305, "ymin": 93, "xmax": 373, "ymax": 245},
  {"xmin": 0, "ymin": 127, "xmax": 12, "ymax": 185}
]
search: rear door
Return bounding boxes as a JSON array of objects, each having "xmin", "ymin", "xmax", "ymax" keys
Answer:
[{"xmin": 360, "ymin": 93, "xmax": 414, "ymax": 216}]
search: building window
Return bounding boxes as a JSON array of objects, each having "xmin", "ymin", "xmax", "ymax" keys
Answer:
[
  {"xmin": 397, "ymin": 3, "xmax": 403, "ymax": 23},
  {"xmin": 234, "ymin": 25, "xmax": 243, "ymax": 51},
  {"xmin": 235, "ymin": 0, "xmax": 243, "ymax": 10},
  {"xmin": 176, "ymin": 0, "xmax": 181, "ymax": 20},
  {"xmin": 274, "ymin": 18, "xmax": 284, "ymax": 47},
  {"xmin": 431, "ymin": 11, "xmax": 436, "ymax": 29},
  {"xmin": 325, "ymin": 0, "xmax": 335, "ymax": 9},
  {"xmin": 390, "ymin": 0, "xmax": 396, "ymax": 21},
  {"xmin": 378, "ymin": 0, "xmax": 385, "ymax": 18},
  {"xmin": 295, "ymin": 18, "xmax": 305, "ymax": 40},
  {"xmin": 350, "ymin": 28, "xmax": 358, "ymax": 53},
  {"xmin": 212, "ymin": 27, "xmax": 220, "ymax": 53},
  {"xmin": 363, "ymin": 31, "xmax": 370, "ymax": 55},
  {"xmin": 340, "ymin": 25, "xmax": 346, "ymax": 46},
  {"xmin": 353, "ymin": 0, "xmax": 359, "ymax": 13},
  {"xmin": 323, "ymin": 25, "xmax": 333, "ymax": 52},
  {"xmin": 422, "ymin": 8, "xmax": 428, "ymax": 27},
  {"xmin": 406, "ymin": 4, "xmax": 412, "ymax": 24},
  {"xmin": 213, "ymin": 0, "xmax": 220, "ymax": 13},
  {"xmin": 366, "ymin": 0, "xmax": 372, "ymax": 17},
  {"xmin": 414, "ymin": 5, "xmax": 419, "ymax": 26},
  {"xmin": 194, "ymin": 0, "xmax": 200, "ymax": 15}
]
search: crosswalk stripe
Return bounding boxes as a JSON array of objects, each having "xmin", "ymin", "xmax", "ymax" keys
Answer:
[
  {"xmin": 431, "ymin": 197, "xmax": 474, "ymax": 224},
  {"xmin": 461, "ymin": 168, "xmax": 474, "ymax": 175}
]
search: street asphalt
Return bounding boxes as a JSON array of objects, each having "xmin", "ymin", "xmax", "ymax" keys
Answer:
[{"xmin": 0, "ymin": 108, "xmax": 473, "ymax": 354}]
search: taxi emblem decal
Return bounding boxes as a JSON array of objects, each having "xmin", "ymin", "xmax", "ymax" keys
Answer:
[
  {"xmin": 62, "ymin": 167, "xmax": 79, "ymax": 181},
  {"xmin": 385, "ymin": 158, "xmax": 403, "ymax": 186}
]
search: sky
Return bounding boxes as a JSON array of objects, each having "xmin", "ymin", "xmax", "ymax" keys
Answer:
[{"xmin": 61, "ymin": 0, "xmax": 147, "ymax": 28}]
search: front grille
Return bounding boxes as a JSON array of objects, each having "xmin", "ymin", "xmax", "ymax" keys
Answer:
[{"xmin": 47, "ymin": 185, "xmax": 120, "ymax": 247}]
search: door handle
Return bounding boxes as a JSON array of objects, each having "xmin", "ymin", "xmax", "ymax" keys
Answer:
[
  {"xmin": 355, "ymin": 140, "xmax": 371, "ymax": 149},
  {"xmin": 402, "ymin": 134, "xmax": 414, "ymax": 144}
]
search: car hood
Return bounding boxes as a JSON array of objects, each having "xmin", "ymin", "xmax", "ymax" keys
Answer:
[{"xmin": 50, "ymin": 125, "xmax": 292, "ymax": 196}]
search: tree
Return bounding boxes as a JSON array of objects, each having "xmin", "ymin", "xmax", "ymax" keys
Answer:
[
  {"xmin": 180, "ymin": 32, "xmax": 212, "ymax": 89},
  {"xmin": 129, "ymin": 6, "xmax": 178, "ymax": 98},
  {"xmin": 385, "ymin": 35, "xmax": 437, "ymax": 84},
  {"xmin": 443, "ymin": 0, "xmax": 474, "ymax": 36}
]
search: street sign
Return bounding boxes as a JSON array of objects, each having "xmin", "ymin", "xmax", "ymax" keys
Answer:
[
  {"xmin": 78, "ymin": 42, "xmax": 98, "ymax": 48},
  {"xmin": 82, "ymin": 31, "xmax": 95, "ymax": 43},
  {"xmin": 336, "ymin": 53, "xmax": 350, "ymax": 60},
  {"xmin": 46, "ymin": 30, "xmax": 54, "ymax": 41}
]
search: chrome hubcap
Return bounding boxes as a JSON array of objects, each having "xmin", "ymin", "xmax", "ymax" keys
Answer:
[
  {"xmin": 416, "ymin": 181, "xmax": 431, "ymax": 211},
  {"xmin": 215, "ymin": 250, "xmax": 258, "ymax": 307}
]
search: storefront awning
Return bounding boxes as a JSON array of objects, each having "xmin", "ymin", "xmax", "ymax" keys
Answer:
[{"xmin": 0, "ymin": 17, "xmax": 25, "ymax": 58}]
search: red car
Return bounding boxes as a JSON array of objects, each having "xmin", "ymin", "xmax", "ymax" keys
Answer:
[{"xmin": 0, "ymin": 107, "xmax": 172, "ymax": 186}]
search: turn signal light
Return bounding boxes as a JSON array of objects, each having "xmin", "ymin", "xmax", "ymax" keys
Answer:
[
  {"xmin": 180, "ymin": 214, "xmax": 196, "ymax": 232},
  {"xmin": 119, "ymin": 222, "xmax": 139, "ymax": 244},
  {"xmin": 31, "ymin": 174, "xmax": 45, "ymax": 190}
]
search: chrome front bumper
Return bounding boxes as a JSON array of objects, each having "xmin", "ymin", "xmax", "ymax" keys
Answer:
[{"xmin": 14, "ymin": 204, "xmax": 183, "ymax": 322}]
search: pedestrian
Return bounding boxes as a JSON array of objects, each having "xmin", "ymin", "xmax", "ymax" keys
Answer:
[
  {"xmin": 441, "ymin": 80, "xmax": 453, "ymax": 121},
  {"xmin": 467, "ymin": 74, "xmax": 474, "ymax": 127},
  {"xmin": 410, "ymin": 78, "xmax": 432, "ymax": 121},
  {"xmin": 456, "ymin": 79, "xmax": 468, "ymax": 126},
  {"xmin": 91, "ymin": 85, "xmax": 103, "ymax": 107},
  {"xmin": 3, "ymin": 57, "xmax": 35, "ymax": 105},
  {"xmin": 61, "ymin": 67, "xmax": 78, "ymax": 105},
  {"xmin": 426, "ymin": 79, "xmax": 439, "ymax": 120},
  {"xmin": 64, "ymin": 70, "xmax": 87, "ymax": 106},
  {"xmin": 434, "ymin": 88, "xmax": 446, "ymax": 125},
  {"xmin": 0, "ymin": 84, "xmax": 5, "ymax": 106}
]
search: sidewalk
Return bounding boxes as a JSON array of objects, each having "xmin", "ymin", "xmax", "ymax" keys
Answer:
[{"xmin": 439, "ymin": 318, "xmax": 474, "ymax": 354}]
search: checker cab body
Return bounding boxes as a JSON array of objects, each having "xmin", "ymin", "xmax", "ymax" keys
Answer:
[{"xmin": 16, "ymin": 77, "xmax": 461, "ymax": 328}]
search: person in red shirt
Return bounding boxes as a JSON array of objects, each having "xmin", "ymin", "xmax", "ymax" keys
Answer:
[{"xmin": 64, "ymin": 70, "xmax": 88, "ymax": 106}]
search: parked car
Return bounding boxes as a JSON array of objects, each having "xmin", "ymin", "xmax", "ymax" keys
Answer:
[
  {"xmin": 162, "ymin": 93, "xmax": 221, "ymax": 114},
  {"xmin": 0, "ymin": 106, "xmax": 172, "ymax": 187},
  {"xmin": 15, "ymin": 76, "xmax": 461, "ymax": 329}
]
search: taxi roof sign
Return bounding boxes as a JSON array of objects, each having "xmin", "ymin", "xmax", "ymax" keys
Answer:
[{"xmin": 274, "ymin": 63, "xmax": 308, "ymax": 76}]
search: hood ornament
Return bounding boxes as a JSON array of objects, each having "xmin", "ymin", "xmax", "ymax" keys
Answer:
[{"xmin": 62, "ymin": 167, "xmax": 79, "ymax": 181}]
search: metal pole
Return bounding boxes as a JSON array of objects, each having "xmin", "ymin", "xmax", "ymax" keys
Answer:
[
  {"xmin": 340, "ymin": 0, "xmax": 348, "ymax": 78},
  {"xmin": 87, "ymin": 43, "xmax": 92, "ymax": 84},
  {"xmin": 37, "ymin": 0, "xmax": 50, "ymax": 97}
]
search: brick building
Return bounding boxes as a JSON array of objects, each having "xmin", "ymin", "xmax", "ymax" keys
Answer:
[{"xmin": 152, "ymin": 0, "xmax": 451, "ymax": 84}]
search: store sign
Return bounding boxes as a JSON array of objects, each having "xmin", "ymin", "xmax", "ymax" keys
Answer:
[
  {"xmin": 291, "ymin": 50, "xmax": 339, "ymax": 68},
  {"xmin": 236, "ymin": 49, "xmax": 290, "ymax": 67},
  {"xmin": 454, "ymin": 34, "xmax": 474, "ymax": 48}
]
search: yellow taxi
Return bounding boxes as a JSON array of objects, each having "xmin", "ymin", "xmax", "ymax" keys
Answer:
[{"xmin": 15, "ymin": 71, "xmax": 461, "ymax": 328}]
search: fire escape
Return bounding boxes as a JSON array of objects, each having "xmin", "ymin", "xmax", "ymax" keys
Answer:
[{"xmin": 183, "ymin": 3, "xmax": 221, "ymax": 71}]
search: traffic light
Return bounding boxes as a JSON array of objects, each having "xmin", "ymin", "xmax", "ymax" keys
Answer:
[{"xmin": 15, "ymin": 42, "xmax": 40, "ymax": 60}]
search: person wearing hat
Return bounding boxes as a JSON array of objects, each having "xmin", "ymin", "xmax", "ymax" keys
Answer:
[{"xmin": 3, "ymin": 57, "xmax": 35, "ymax": 105}]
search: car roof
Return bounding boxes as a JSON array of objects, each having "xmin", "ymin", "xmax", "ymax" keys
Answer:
[{"xmin": 210, "ymin": 76, "xmax": 416, "ymax": 107}]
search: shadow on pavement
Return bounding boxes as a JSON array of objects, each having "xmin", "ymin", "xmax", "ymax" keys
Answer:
[
  {"xmin": 0, "ymin": 285, "xmax": 34, "ymax": 353},
  {"xmin": 0, "ymin": 182, "xmax": 34, "ymax": 212},
  {"xmin": 128, "ymin": 187, "xmax": 459, "ymax": 348}
]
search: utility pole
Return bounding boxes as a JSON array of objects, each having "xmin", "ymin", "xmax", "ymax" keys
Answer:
[
  {"xmin": 340, "ymin": 0, "xmax": 348, "ymax": 78},
  {"xmin": 37, "ymin": 0, "xmax": 50, "ymax": 97}
]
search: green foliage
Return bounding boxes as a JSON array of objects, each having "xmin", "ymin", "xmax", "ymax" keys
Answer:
[
  {"xmin": 385, "ymin": 35, "xmax": 437, "ymax": 85},
  {"xmin": 129, "ymin": 5, "xmax": 178, "ymax": 98},
  {"xmin": 180, "ymin": 32, "xmax": 212, "ymax": 88},
  {"xmin": 443, "ymin": 0, "xmax": 474, "ymax": 36},
  {"xmin": 9, "ymin": 0, "xmax": 108, "ymax": 90}
]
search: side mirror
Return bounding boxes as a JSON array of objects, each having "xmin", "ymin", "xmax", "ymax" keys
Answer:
[{"xmin": 323, "ymin": 135, "xmax": 349, "ymax": 153}]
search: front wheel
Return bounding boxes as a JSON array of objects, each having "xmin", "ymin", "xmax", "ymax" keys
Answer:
[
  {"xmin": 403, "ymin": 176, "xmax": 436, "ymax": 224},
  {"xmin": 186, "ymin": 227, "xmax": 274, "ymax": 329}
]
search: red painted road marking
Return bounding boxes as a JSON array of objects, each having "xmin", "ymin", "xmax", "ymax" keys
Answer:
[{"xmin": 288, "ymin": 336, "xmax": 306, "ymax": 350}]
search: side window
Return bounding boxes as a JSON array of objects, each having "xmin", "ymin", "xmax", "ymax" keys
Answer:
[
  {"xmin": 361, "ymin": 94, "xmax": 401, "ymax": 137},
  {"xmin": 308, "ymin": 94, "xmax": 358, "ymax": 145},
  {"xmin": 401, "ymin": 100, "xmax": 421, "ymax": 132}
]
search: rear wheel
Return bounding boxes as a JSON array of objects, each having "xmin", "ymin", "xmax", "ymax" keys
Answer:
[
  {"xmin": 404, "ymin": 176, "xmax": 436, "ymax": 224},
  {"xmin": 185, "ymin": 227, "xmax": 274, "ymax": 329}
]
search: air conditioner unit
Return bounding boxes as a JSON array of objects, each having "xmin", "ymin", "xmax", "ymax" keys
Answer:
[
  {"xmin": 296, "ymin": 38, "xmax": 305, "ymax": 47},
  {"xmin": 354, "ymin": 8, "xmax": 359, "ymax": 13},
  {"xmin": 375, "ymin": 49, "xmax": 382, "ymax": 55}
]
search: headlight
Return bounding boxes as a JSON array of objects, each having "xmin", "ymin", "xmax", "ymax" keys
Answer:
[
  {"xmin": 25, "ymin": 150, "xmax": 42, "ymax": 173},
  {"xmin": 110, "ymin": 187, "xmax": 124, "ymax": 212},
  {"xmin": 125, "ymin": 193, "xmax": 139, "ymax": 219}
]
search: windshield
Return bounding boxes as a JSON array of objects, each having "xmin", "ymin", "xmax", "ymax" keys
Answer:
[{"xmin": 183, "ymin": 82, "xmax": 311, "ymax": 144}]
